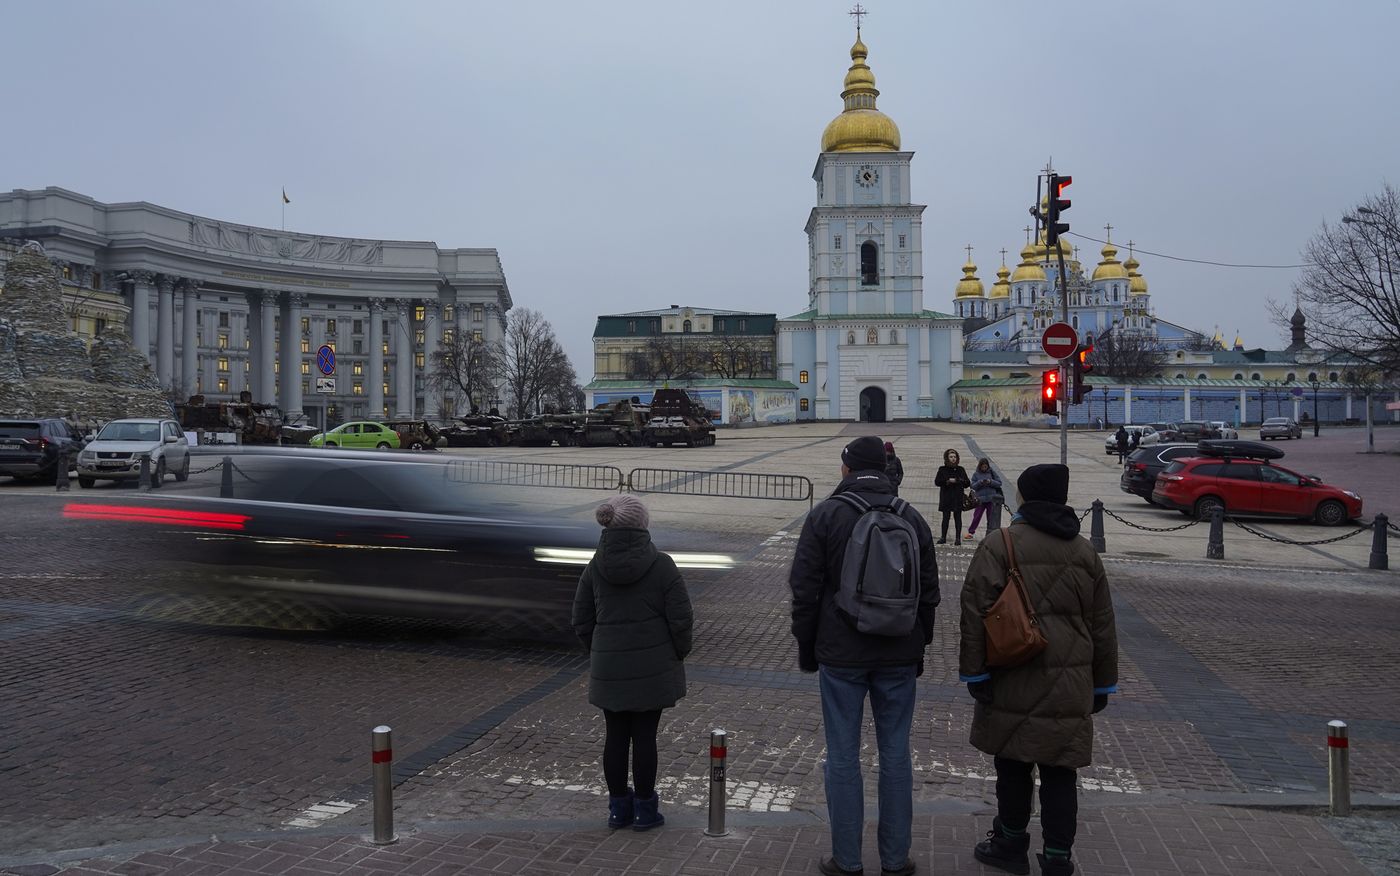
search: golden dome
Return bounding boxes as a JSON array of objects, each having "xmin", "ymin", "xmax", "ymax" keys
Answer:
[
  {"xmin": 955, "ymin": 261, "xmax": 985, "ymax": 298},
  {"xmin": 989, "ymin": 263, "xmax": 1011, "ymax": 299},
  {"xmin": 821, "ymin": 36, "xmax": 901, "ymax": 153},
  {"xmin": 1091, "ymin": 241, "xmax": 1129, "ymax": 281},
  {"xmin": 1124, "ymin": 254, "xmax": 1149, "ymax": 295},
  {"xmin": 1011, "ymin": 243, "xmax": 1046, "ymax": 283}
]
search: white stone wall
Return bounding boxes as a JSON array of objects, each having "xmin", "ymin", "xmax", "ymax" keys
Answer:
[{"xmin": 837, "ymin": 344, "xmax": 908, "ymax": 416}]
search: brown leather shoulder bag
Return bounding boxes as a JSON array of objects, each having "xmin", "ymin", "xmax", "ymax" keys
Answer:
[{"xmin": 983, "ymin": 526, "xmax": 1049, "ymax": 668}]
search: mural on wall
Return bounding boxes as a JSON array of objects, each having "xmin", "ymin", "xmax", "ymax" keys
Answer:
[
  {"xmin": 734, "ymin": 388, "xmax": 797, "ymax": 425},
  {"xmin": 952, "ymin": 387, "xmax": 1045, "ymax": 424}
]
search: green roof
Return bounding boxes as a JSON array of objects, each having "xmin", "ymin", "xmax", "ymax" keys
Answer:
[
  {"xmin": 593, "ymin": 313, "xmax": 776, "ymax": 338},
  {"xmin": 950, "ymin": 375, "xmax": 1368, "ymax": 390},
  {"xmin": 585, "ymin": 378, "xmax": 798, "ymax": 391}
]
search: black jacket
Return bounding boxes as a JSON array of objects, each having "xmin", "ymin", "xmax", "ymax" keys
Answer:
[
  {"xmin": 934, "ymin": 464, "xmax": 970, "ymax": 512},
  {"xmin": 573, "ymin": 528, "xmax": 694, "ymax": 712},
  {"xmin": 884, "ymin": 453, "xmax": 904, "ymax": 488},
  {"xmin": 789, "ymin": 470, "xmax": 940, "ymax": 668}
]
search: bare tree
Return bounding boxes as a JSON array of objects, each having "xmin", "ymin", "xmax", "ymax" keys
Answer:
[
  {"xmin": 500, "ymin": 308, "xmax": 579, "ymax": 417},
  {"xmin": 625, "ymin": 336, "xmax": 706, "ymax": 382},
  {"xmin": 1093, "ymin": 330, "xmax": 1168, "ymax": 381},
  {"xmin": 427, "ymin": 330, "xmax": 501, "ymax": 415},
  {"xmin": 708, "ymin": 334, "xmax": 770, "ymax": 378},
  {"xmin": 1280, "ymin": 184, "xmax": 1400, "ymax": 376}
]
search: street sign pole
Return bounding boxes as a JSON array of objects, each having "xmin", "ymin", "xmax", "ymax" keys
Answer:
[{"xmin": 1055, "ymin": 245, "xmax": 1071, "ymax": 466}]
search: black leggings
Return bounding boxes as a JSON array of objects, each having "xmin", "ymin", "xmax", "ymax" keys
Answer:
[
  {"xmin": 940, "ymin": 509, "xmax": 963, "ymax": 539},
  {"xmin": 603, "ymin": 709, "xmax": 662, "ymax": 797},
  {"xmin": 994, "ymin": 757, "xmax": 1078, "ymax": 855}
]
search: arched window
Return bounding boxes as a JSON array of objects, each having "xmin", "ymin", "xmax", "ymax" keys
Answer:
[
  {"xmin": 1197, "ymin": 373, "xmax": 1208, "ymax": 381},
  {"xmin": 683, "ymin": 319, "xmax": 692, "ymax": 333},
  {"xmin": 1328, "ymin": 371, "xmax": 1338, "ymax": 382},
  {"xmin": 866, "ymin": 327, "xmax": 878, "ymax": 345},
  {"xmin": 1234, "ymin": 373, "xmax": 1244, "ymax": 380},
  {"xmin": 1071, "ymin": 315, "xmax": 1079, "ymax": 330},
  {"xmin": 1308, "ymin": 372, "xmax": 1317, "ymax": 382},
  {"xmin": 890, "ymin": 329, "xmax": 898, "ymax": 344},
  {"xmin": 1175, "ymin": 373, "xmax": 1186, "ymax": 379},
  {"xmin": 848, "ymin": 331, "xmax": 856, "ymax": 345},
  {"xmin": 1251, "ymin": 372, "xmax": 1262, "ymax": 381},
  {"xmin": 1285, "ymin": 372, "xmax": 1296, "ymax": 382},
  {"xmin": 860, "ymin": 241, "xmax": 879, "ymax": 286},
  {"xmin": 982, "ymin": 374, "xmax": 992, "ymax": 380}
]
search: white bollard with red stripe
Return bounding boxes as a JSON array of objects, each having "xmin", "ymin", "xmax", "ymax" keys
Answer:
[
  {"xmin": 1328, "ymin": 720, "xmax": 1350, "ymax": 817},
  {"xmin": 371, "ymin": 725, "xmax": 398, "ymax": 843},
  {"xmin": 705, "ymin": 729, "xmax": 729, "ymax": 837}
]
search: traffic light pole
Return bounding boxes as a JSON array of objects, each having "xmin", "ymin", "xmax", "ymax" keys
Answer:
[{"xmin": 1055, "ymin": 244, "xmax": 1070, "ymax": 466}]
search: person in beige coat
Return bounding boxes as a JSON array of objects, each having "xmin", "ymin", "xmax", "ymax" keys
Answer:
[{"xmin": 958, "ymin": 464, "xmax": 1118, "ymax": 876}]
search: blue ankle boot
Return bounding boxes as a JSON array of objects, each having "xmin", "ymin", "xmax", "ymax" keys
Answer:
[
  {"xmin": 632, "ymin": 792, "xmax": 665, "ymax": 831},
  {"xmin": 607, "ymin": 789, "xmax": 634, "ymax": 829}
]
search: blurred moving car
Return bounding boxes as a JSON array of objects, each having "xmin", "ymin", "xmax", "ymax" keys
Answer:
[
  {"xmin": 1118, "ymin": 443, "xmax": 1201, "ymax": 503},
  {"xmin": 1151, "ymin": 440, "xmax": 1361, "ymax": 525},
  {"xmin": 1104, "ymin": 425, "xmax": 1159, "ymax": 454},
  {"xmin": 76, "ymin": 418, "xmax": 189, "ymax": 487},
  {"xmin": 1146, "ymin": 422, "xmax": 1180, "ymax": 441},
  {"xmin": 1208, "ymin": 421, "xmax": 1239, "ymax": 440},
  {"xmin": 0, "ymin": 418, "xmax": 86, "ymax": 482},
  {"xmin": 1174, "ymin": 421, "xmax": 1221, "ymax": 441},
  {"xmin": 308, "ymin": 421, "xmax": 401, "ymax": 449},
  {"xmin": 1259, "ymin": 417, "xmax": 1303, "ymax": 440}
]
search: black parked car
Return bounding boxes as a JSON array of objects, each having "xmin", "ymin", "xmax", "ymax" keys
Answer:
[
  {"xmin": 0, "ymin": 418, "xmax": 85, "ymax": 482},
  {"xmin": 1119, "ymin": 443, "xmax": 1202, "ymax": 503}
]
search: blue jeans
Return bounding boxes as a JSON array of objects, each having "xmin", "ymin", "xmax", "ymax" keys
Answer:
[{"xmin": 819, "ymin": 664, "xmax": 917, "ymax": 872}]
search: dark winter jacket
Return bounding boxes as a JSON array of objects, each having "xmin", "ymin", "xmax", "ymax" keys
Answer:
[
  {"xmin": 884, "ymin": 453, "xmax": 904, "ymax": 488},
  {"xmin": 790, "ymin": 471, "xmax": 940, "ymax": 669},
  {"xmin": 934, "ymin": 464, "xmax": 970, "ymax": 512},
  {"xmin": 970, "ymin": 468, "xmax": 1002, "ymax": 504},
  {"xmin": 958, "ymin": 502, "xmax": 1118, "ymax": 769},
  {"xmin": 573, "ymin": 527, "xmax": 694, "ymax": 712}
]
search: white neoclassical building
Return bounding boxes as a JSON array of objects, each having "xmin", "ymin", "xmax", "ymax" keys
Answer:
[
  {"xmin": 0, "ymin": 187, "xmax": 510, "ymax": 427},
  {"xmin": 777, "ymin": 30, "xmax": 963, "ymax": 422}
]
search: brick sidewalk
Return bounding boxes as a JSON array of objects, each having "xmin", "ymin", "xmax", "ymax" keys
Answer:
[{"xmin": 6, "ymin": 801, "xmax": 1388, "ymax": 875}]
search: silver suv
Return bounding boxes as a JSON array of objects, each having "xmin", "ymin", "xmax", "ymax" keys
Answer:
[{"xmin": 77, "ymin": 418, "xmax": 190, "ymax": 487}]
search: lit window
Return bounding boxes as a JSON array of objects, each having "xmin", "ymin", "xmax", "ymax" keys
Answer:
[
  {"xmin": 217, "ymin": 358, "xmax": 229, "ymax": 372},
  {"xmin": 415, "ymin": 353, "xmax": 425, "ymax": 368},
  {"xmin": 353, "ymin": 382, "xmax": 364, "ymax": 395},
  {"xmin": 382, "ymin": 342, "xmax": 390, "ymax": 354},
  {"xmin": 415, "ymin": 330, "xmax": 425, "ymax": 345},
  {"xmin": 301, "ymin": 362, "xmax": 310, "ymax": 375},
  {"xmin": 301, "ymin": 339, "xmax": 310, "ymax": 354},
  {"xmin": 443, "ymin": 329, "xmax": 454, "ymax": 344},
  {"xmin": 799, "ymin": 370, "xmax": 809, "ymax": 384},
  {"xmin": 800, "ymin": 398, "xmax": 810, "ymax": 411},
  {"xmin": 218, "ymin": 334, "xmax": 229, "ymax": 349},
  {"xmin": 244, "ymin": 361, "xmax": 251, "ymax": 372},
  {"xmin": 217, "ymin": 378, "xmax": 229, "ymax": 393},
  {"xmin": 383, "ymin": 382, "xmax": 390, "ymax": 396},
  {"xmin": 326, "ymin": 319, "xmax": 337, "ymax": 334},
  {"xmin": 442, "ymin": 306, "xmax": 454, "ymax": 322},
  {"xmin": 353, "ymin": 362, "xmax": 363, "ymax": 375},
  {"xmin": 473, "ymin": 330, "xmax": 482, "ymax": 343},
  {"xmin": 414, "ymin": 306, "xmax": 425, "ymax": 322},
  {"xmin": 300, "ymin": 317, "xmax": 309, "ymax": 333},
  {"xmin": 244, "ymin": 338, "xmax": 250, "ymax": 349},
  {"xmin": 274, "ymin": 362, "xmax": 279, "ymax": 374}
]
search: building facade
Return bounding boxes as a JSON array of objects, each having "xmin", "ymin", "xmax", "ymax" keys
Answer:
[
  {"xmin": 0, "ymin": 187, "xmax": 511, "ymax": 427},
  {"xmin": 776, "ymin": 30, "xmax": 963, "ymax": 422},
  {"xmin": 591, "ymin": 305, "xmax": 777, "ymax": 381}
]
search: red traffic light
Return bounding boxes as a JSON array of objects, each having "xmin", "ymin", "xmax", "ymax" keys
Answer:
[
  {"xmin": 1078, "ymin": 343, "xmax": 1094, "ymax": 375},
  {"xmin": 1046, "ymin": 173, "xmax": 1072, "ymax": 245},
  {"xmin": 1041, "ymin": 368, "xmax": 1060, "ymax": 414}
]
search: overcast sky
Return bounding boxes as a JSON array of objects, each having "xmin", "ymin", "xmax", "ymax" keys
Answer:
[{"xmin": 8, "ymin": 0, "xmax": 1398, "ymax": 374}]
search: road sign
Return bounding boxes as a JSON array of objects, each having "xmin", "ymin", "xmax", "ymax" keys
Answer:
[
  {"xmin": 1290, "ymin": 387, "xmax": 1305, "ymax": 398},
  {"xmin": 1040, "ymin": 322, "xmax": 1078, "ymax": 359},
  {"xmin": 316, "ymin": 344, "xmax": 336, "ymax": 376},
  {"xmin": 315, "ymin": 377, "xmax": 335, "ymax": 394}
]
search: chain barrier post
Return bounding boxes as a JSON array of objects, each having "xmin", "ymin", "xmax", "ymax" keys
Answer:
[
  {"xmin": 705, "ymin": 728, "xmax": 729, "ymax": 837},
  {"xmin": 1370, "ymin": 513, "xmax": 1389, "ymax": 571},
  {"xmin": 55, "ymin": 446, "xmax": 70, "ymax": 492},
  {"xmin": 370, "ymin": 725, "xmax": 397, "ymax": 844},
  {"xmin": 1089, "ymin": 499, "xmax": 1106, "ymax": 553},
  {"xmin": 220, "ymin": 456, "xmax": 235, "ymax": 499},
  {"xmin": 138, "ymin": 453, "xmax": 152, "ymax": 491},
  {"xmin": 1207, "ymin": 507, "xmax": 1224, "ymax": 559},
  {"xmin": 1328, "ymin": 720, "xmax": 1351, "ymax": 817}
]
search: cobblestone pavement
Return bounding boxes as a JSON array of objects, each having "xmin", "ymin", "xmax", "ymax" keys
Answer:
[{"xmin": 1, "ymin": 424, "xmax": 1397, "ymax": 873}]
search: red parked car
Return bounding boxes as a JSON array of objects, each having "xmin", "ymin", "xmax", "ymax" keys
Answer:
[{"xmin": 1151, "ymin": 441, "xmax": 1362, "ymax": 526}]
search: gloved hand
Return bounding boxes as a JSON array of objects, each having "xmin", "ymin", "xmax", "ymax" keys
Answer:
[
  {"xmin": 1092, "ymin": 693, "xmax": 1109, "ymax": 714},
  {"xmin": 798, "ymin": 640, "xmax": 818, "ymax": 673},
  {"xmin": 967, "ymin": 680, "xmax": 993, "ymax": 704}
]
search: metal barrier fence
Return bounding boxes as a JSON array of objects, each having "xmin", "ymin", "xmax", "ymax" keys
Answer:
[
  {"xmin": 627, "ymin": 468, "xmax": 815, "ymax": 510},
  {"xmin": 445, "ymin": 460, "xmax": 625, "ymax": 491}
]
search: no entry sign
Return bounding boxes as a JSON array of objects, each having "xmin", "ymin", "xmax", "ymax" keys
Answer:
[{"xmin": 1041, "ymin": 322, "xmax": 1078, "ymax": 360}]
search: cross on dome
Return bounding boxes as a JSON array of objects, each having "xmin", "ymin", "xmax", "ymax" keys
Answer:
[
  {"xmin": 964, "ymin": 243, "xmax": 974, "ymax": 262},
  {"xmin": 1103, "ymin": 222, "xmax": 1114, "ymax": 241},
  {"xmin": 849, "ymin": 3, "xmax": 867, "ymax": 35}
]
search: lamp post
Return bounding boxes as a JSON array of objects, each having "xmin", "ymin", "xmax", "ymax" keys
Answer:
[{"xmin": 1309, "ymin": 377, "xmax": 1321, "ymax": 437}]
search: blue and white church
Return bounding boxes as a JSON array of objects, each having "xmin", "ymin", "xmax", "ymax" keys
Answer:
[{"xmin": 777, "ymin": 29, "xmax": 962, "ymax": 422}]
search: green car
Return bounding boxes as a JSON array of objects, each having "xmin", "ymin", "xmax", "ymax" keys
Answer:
[{"xmin": 308, "ymin": 421, "xmax": 402, "ymax": 450}]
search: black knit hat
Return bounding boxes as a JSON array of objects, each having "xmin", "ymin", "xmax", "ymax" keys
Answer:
[
  {"xmin": 842, "ymin": 436, "xmax": 887, "ymax": 472},
  {"xmin": 1017, "ymin": 463, "xmax": 1070, "ymax": 505}
]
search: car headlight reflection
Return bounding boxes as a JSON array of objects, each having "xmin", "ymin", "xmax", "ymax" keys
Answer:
[{"xmin": 533, "ymin": 547, "xmax": 734, "ymax": 570}]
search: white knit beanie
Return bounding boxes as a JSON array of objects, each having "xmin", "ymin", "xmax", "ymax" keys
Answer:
[{"xmin": 595, "ymin": 494, "xmax": 650, "ymax": 530}]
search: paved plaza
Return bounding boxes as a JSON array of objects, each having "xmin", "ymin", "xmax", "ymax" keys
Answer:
[{"xmin": 1, "ymin": 423, "xmax": 1397, "ymax": 874}]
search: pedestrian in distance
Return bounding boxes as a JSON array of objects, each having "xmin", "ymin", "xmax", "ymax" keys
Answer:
[
  {"xmin": 934, "ymin": 448, "xmax": 970, "ymax": 545},
  {"xmin": 1114, "ymin": 425, "xmax": 1129, "ymax": 464},
  {"xmin": 572, "ymin": 494, "xmax": 694, "ymax": 832},
  {"xmin": 966, "ymin": 458, "xmax": 1003, "ymax": 542},
  {"xmin": 959, "ymin": 464, "xmax": 1119, "ymax": 876},
  {"xmin": 790, "ymin": 436, "xmax": 940, "ymax": 876},
  {"xmin": 884, "ymin": 441, "xmax": 904, "ymax": 495}
]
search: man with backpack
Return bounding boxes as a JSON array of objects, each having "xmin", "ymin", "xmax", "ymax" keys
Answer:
[{"xmin": 790, "ymin": 436, "xmax": 940, "ymax": 876}]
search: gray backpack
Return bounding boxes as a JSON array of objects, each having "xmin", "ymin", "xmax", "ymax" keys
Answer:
[{"xmin": 831, "ymin": 493, "xmax": 921, "ymax": 637}]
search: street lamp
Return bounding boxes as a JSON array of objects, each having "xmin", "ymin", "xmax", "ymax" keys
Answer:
[{"xmin": 1309, "ymin": 376, "xmax": 1320, "ymax": 437}]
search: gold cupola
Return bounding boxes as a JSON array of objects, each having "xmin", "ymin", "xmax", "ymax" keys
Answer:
[
  {"xmin": 1124, "ymin": 250, "xmax": 1149, "ymax": 295},
  {"xmin": 955, "ymin": 260, "xmax": 985, "ymax": 298},
  {"xmin": 1011, "ymin": 243, "xmax": 1047, "ymax": 283},
  {"xmin": 1091, "ymin": 240, "xmax": 1129, "ymax": 281},
  {"xmin": 989, "ymin": 262, "xmax": 1011, "ymax": 299},
  {"xmin": 821, "ymin": 34, "xmax": 901, "ymax": 153}
]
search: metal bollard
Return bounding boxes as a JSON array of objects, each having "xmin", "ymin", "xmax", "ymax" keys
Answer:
[
  {"xmin": 1328, "ymin": 720, "xmax": 1350, "ymax": 817},
  {"xmin": 370, "ymin": 725, "xmax": 397, "ymax": 844},
  {"xmin": 1089, "ymin": 499, "xmax": 1106, "ymax": 553},
  {"xmin": 220, "ymin": 456, "xmax": 234, "ymax": 499},
  {"xmin": 138, "ymin": 454, "xmax": 152, "ymax": 491},
  {"xmin": 55, "ymin": 447, "xmax": 70, "ymax": 492},
  {"xmin": 1207, "ymin": 507, "xmax": 1224, "ymax": 559},
  {"xmin": 704, "ymin": 729, "xmax": 729, "ymax": 837},
  {"xmin": 1370, "ymin": 513, "xmax": 1389, "ymax": 571}
]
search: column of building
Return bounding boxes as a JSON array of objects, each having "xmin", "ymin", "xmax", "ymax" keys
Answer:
[
  {"xmin": 154, "ymin": 274, "xmax": 176, "ymax": 388},
  {"xmin": 245, "ymin": 290, "xmax": 263, "ymax": 400},
  {"xmin": 256, "ymin": 289, "xmax": 278, "ymax": 405},
  {"xmin": 423, "ymin": 298, "xmax": 442, "ymax": 421},
  {"xmin": 367, "ymin": 299, "xmax": 385, "ymax": 418},
  {"xmin": 178, "ymin": 279, "xmax": 200, "ymax": 396},
  {"xmin": 280, "ymin": 291, "xmax": 306, "ymax": 417},
  {"xmin": 394, "ymin": 300, "xmax": 414, "ymax": 418},
  {"xmin": 128, "ymin": 270, "xmax": 155, "ymax": 365}
]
